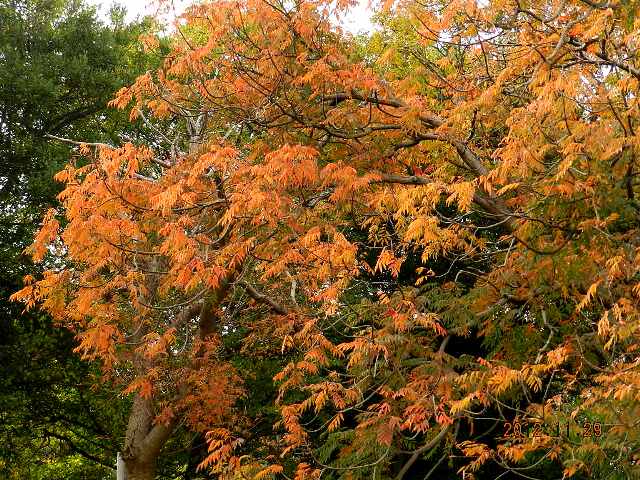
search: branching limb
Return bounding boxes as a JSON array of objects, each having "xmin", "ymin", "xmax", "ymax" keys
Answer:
[
  {"xmin": 395, "ymin": 422, "xmax": 453, "ymax": 480},
  {"xmin": 239, "ymin": 280, "xmax": 288, "ymax": 315}
]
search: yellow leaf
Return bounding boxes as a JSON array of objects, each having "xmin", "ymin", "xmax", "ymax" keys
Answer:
[
  {"xmin": 576, "ymin": 280, "xmax": 601, "ymax": 313},
  {"xmin": 328, "ymin": 412, "xmax": 343, "ymax": 432}
]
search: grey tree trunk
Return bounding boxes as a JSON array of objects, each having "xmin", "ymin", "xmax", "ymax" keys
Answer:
[{"xmin": 118, "ymin": 115, "xmax": 213, "ymax": 480}]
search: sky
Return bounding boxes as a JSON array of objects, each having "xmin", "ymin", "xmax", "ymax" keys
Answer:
[{"xmin": 89, "ymin": 0, "xmax": 375, "ymax": 34}]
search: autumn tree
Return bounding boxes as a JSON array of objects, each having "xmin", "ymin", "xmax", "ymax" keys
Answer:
[{"xmin": 15, "ymin": 0, "xmax": 640, "ymax": 478}]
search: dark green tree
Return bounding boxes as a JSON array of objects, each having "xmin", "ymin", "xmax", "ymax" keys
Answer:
[{"xmin": 0, "ymin": 1, "xmax": 164, "ymax": 478}]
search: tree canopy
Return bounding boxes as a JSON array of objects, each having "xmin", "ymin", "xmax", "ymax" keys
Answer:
[
  {"xmin": 0, "ymin": 1, "xmax": 168, "ymax": 478},
  {"xmin": 12, "ymin": 0, "xmax": 640, "ymax": 479}
]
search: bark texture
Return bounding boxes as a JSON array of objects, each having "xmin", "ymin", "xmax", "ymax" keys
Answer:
[{"xmin": 122, "ymin": 395, "xmax": 174, "ymax": 480}]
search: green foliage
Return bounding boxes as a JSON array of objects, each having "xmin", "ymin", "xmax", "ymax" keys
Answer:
[{"xmin": 0, "ymin": 0, "xmax": 164, "ymax": 477}]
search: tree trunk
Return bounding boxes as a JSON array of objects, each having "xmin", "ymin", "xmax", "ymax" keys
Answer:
[
  {"xmin": 119, "ymin": 125, "xmax": 207, "ymax": 480},
  {"xmin": 122, "ymin": 394, "xmax": 175, "ymax": 480},
  {"xmin": 124, "ymin": 459, "xmax": 156, "ymax": 480}
]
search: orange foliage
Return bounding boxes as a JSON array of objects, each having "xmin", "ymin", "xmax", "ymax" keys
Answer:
[{"xmin": 14, "ymin": 0, "xmax": 640, "ymax": 477}]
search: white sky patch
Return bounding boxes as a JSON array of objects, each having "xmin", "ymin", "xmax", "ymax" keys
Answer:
[
  {"xmin": 337, "ymin": 1, "xmax": 375, "ymax": 34},
  {"xmin": 89, "ymin": 0, "xmax": 374, "ymax": 33}
]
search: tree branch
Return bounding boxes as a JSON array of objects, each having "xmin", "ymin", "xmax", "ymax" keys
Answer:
[
  {"xmin": 45, "ymin": 133, "xmax": 113, "ymax": 149},
  {"xmin": 239, "ymin": 280, "xmax": 288, "ymax": 315},
  {"xmin": 44, "ymin": 430, "xmax": 114, "ymax": 470},
  {"xmin": 395, "ymin": 422, "xmax": 453, "ymax": 480}
]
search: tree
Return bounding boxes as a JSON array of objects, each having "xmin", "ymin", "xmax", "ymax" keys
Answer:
[
  {"xmin": 0, "ymin": 0, "xmax": 168, "ymax": 477},
  {"xmin": 14, "ymin": 0, "xmax": 640, "ymax": 478}
]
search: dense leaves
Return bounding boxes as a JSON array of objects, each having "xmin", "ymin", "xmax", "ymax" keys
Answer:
[
  {"xmin": 13, "ymin": 0, "xmax": 640, "ymax": 479},
  {"xmin": 0, "ymin": 0, "xmax": 167, "ymax": 477}
]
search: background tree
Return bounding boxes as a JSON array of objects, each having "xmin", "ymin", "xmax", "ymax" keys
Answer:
[{"xmin": 0, "ymin": 1, "xmax": 173, "ymax": 478}]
